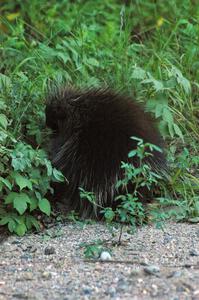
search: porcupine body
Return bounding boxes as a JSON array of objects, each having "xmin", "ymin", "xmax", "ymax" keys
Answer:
[{"xmin": 45, "ymin": 87, "xmax": 166, "ymax": 218}]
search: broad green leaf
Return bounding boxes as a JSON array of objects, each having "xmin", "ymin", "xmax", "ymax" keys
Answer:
[
  {"xmin": 87, "ymin": 58, "xmax": 99, "ymax": 67},
  {"xmin": 14, "ymin": 198, "xmax": 28, "ymax": 215},
  {"xmin": 15, "ymin": 223, "xmax": 27, "ymax": 236},
  {"xmin": 29, "ymin": 197, "xmax": 38, "ymax": 212},
  {"xmin": 163, "ymin": 108, "xmax": 173, "ymax": 124},
  {"xmin": 0, "ymin": 216, "xmax": 11, "ymax": 225},
  {"xmin": 5, "ymin": 192, "xmax": 18, "ymax": 204},
  {"xmin": 13, "ymin": 173, "xmax": 33, "ymax": 190},
  {"xmin": 8, "ymin": 219, "xmax": 16, "ymax": 232},
  {"xmin": 10, "ymin": 193, "xmax": 31, "ymax": 214},
  {"xmin": 131, "ymin": 67, "xmax": 146, "ymax": 80},
  {"xmin": 38, "ymin": 198, "xmax": 51, "ymax": 216}
]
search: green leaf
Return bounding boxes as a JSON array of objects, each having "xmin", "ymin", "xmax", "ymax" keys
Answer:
[
  {"xmin": 0, "ymin": 177, "xmax": 12, "ymax": 190},
  {"xmin": 173, "ymin": 124, "xmax": 184, "ymax": 141},
  {"xmin": 15, "ymin": 223, "xmax": 27, "ymax": 236},
  {"xmin": 188, "ymin": 217, "xmax": 199, "ymax": 223},
  {"xmin": 103, "ymin": 208, "xmax": 115, "ymax": 222},
  {"xmin": 38, "ymin": 198, "xmax": 51, "ymax": 216},
  {"xmin": 8, "ymin": 219, "xmax": 17, "ymax": 232},
  {"xmin": 52, "ymin": 168, "xmax": 66, "ymax": 182},
  {"xmin": 29, "ymin": 197, "xmax": 38, "ymax": 212},
  {"xmin": 13, "ymin": 193, "xmax": 31, "ymax": 215},
  {"xmin": 5, "ymin": 193, "xmax": 31, "ymax": 211},
  {"xmin": 131, "ymin": 67, "xmax": 146, "ymax": 80},
  {"xmin": 0, "ymin": 216, "xmax": 11, "ymax": 225},
  {"xmin": 26, "ymin": 215, "xmax": 40, "ymax": 231},
  {"xmin": 87, "ymin": 58, "xmax": 99, "ymax": 67},
  {"xmin": 0, "ymin": 114, "xmax": 8, "ymax": 129},
  {"xmin": 4, "ymin": 192, "xmax": 18, "ymax": 204},
  {"xmin": 13, "ymin": 172, "xmax": 33, "ymax": 191},
  {"xmin": 44, "ymin": 159, "xmax": 53, "ymax": 176}
]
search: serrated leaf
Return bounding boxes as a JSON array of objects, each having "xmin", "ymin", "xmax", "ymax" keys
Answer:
[
  {"xmin": 38, "ymin": 198, "xmax": 51, "ymax": 216},
  {"xmin": 155, "ymin": 103, "xmax": 164, "ymax": 118},
  {"xmin": 13, "ymin": 193, "xmax": 31, "ymax": 215},
  {"xmin": 131, "ymin": 67, "xmax": 146, "ymax": 80},
  {"xmin": 0, "ymin": 114, "xmax": 8, "ymax": 129},
  {"xmin": 13, "ymin": 173, "xmax": 33, "ymax": 191},
  {"xmin": 4, "ymin": 192, "xmax": 18, "ymax": 204},
  {"xmin": 173, "ymin": 124, "xmax": 184, "ymax": 141},
  {"xmin": 14, "ymin": 199, "xmax": 27, "ymax": 215}
]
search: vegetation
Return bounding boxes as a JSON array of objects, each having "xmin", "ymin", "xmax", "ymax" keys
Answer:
[{"xmin": 0, "ymin": 0, "xmax": 198, "ymax": 235}]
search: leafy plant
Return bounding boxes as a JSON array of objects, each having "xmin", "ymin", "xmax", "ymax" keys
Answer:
[
  {"xmin": 101, "ymin": 137, "xmax": 165, "ymax": 244},
  {"xmin": 0, "ymin": 0, "xmax": 198, "ymax": 236}
]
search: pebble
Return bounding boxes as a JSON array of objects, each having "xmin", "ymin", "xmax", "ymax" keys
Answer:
[
  {"xmin": 167, "ymin": 270, "xmax": 182, "ymax": 278},
  {"xmin": 105, "ymin": 286, "xmax": 116, "ymax": 297},
  {"xmin": 143, "ymin": 265, "xmax": 160, "ymax": 276},
  {"xmin": 44, "ymin": 246, "xmax": 56, "ymax": 255},
  {"xmin": 42, "ymin": 271, "xmax": 52, "ymax": 280},
  {"xmin": 130, "ymin": 269, "xmax": 140, "ymax": 276},
  {"xmin": 100, "ymin": 251, "xmax": 112, "ymax": 261},
  {"xmin": 189, "ymin": 249, "xmax": 199, "ymax": 256},
  {"xmin": 83, "ymin": 287, "xmax": 92, "ymax": 295}
]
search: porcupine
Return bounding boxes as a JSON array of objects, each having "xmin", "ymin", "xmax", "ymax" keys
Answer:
[{"xmin": 45, "ymin": 87, "xmax": 166, "ymax": 218}]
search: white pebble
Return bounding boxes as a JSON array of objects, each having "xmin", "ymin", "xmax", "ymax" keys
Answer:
[{"xmin": 100, "ymin": 251, "xmax": 112, "ymax": 261}]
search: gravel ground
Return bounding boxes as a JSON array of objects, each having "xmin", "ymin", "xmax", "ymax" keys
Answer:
[{"xmin": 0, "ymin": 221, "xmax": 199, "ymax": 300}]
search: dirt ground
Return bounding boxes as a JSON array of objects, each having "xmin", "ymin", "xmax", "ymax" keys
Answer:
[{"xmin": 0, "ymin": 221, "xmax": 199, "ymax": 300}]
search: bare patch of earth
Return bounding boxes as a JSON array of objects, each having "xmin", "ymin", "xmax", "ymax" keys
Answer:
[{"xmin": 0, "ymin": 222, "xmax": 199, "ymax": 300}]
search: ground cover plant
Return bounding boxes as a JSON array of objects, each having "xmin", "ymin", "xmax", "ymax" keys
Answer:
[{"xmin": 0, "ymin": 0, "xmax": 198, "ymax": 235}]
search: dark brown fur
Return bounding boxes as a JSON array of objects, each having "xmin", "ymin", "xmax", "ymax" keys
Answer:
[{"xmin": 45, "ymin": 87, "xmax": 166, "ymax": 218}]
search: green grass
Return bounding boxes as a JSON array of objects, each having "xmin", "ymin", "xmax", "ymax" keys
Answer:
[{"xmin": 0, "ymin": 0, "xmax": 199, "ymax": 235}]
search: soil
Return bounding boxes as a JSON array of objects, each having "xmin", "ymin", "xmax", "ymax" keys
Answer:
[{"xmin": 0, "ymin": 221, "xmax": 199, "ymax": 300}]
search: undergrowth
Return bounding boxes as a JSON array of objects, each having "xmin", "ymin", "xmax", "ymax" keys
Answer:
[{"xmin": 0, "ymin": 0, "xmax": 198, "ymax": 235}]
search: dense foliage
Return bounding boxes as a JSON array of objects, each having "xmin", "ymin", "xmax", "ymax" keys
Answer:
[{"xmin": 0, "ymin": 0, "xmax": 199, "ymax": 235}]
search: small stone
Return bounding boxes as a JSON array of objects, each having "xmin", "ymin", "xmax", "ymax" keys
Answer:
[
  {"xmin": 83, "ymin": 288, "xmax": 92, "ymax": 295},
  {"xmin": 140, "ymin": 258, "xmax": 149, "ymax": 266},
  {"xmin": 105, "ymin": 286, "xmax": 116, "ymax": 297},
  {"xmin": 189, "ymin": 249, "xmax": 199, "ymax": 256},
  {"xmin": 167, "ymin": 270, "xmax": 182, "ymax": 278},
  {"xmin": 144, "ymin": 265, "xmax": 160, "ymax": 276},
  {"xmin": 163, "ymin": 233, "xmax": 173, "ymax": 244},
  {"xmin": 100, "ymin": 251, "xmax": 112, "ymax": 261},
  {"xmin": 12, "ymin": 293, "xmax": 28, "ymax": 299},
  {"xmin": 44, "ymin": 246, "xmax": 56, "ymax": 255},
  {"xmin": 117, "ymin": 278, "xmax": 129, "ymax": 292},
  {"xmin": 42, "ymin": 271, "xmax": 52, "ymax": 279},
  {"xmin": 24, "ymin": 272, "xmax": 34, "ymax": 281},
  {"xmin": 130, "ymin": 269, "xmax": 140, "ymax": 276},
  {"xmin": 20, "ymin": 254, "xmax": 32, "ymax": 260}
]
